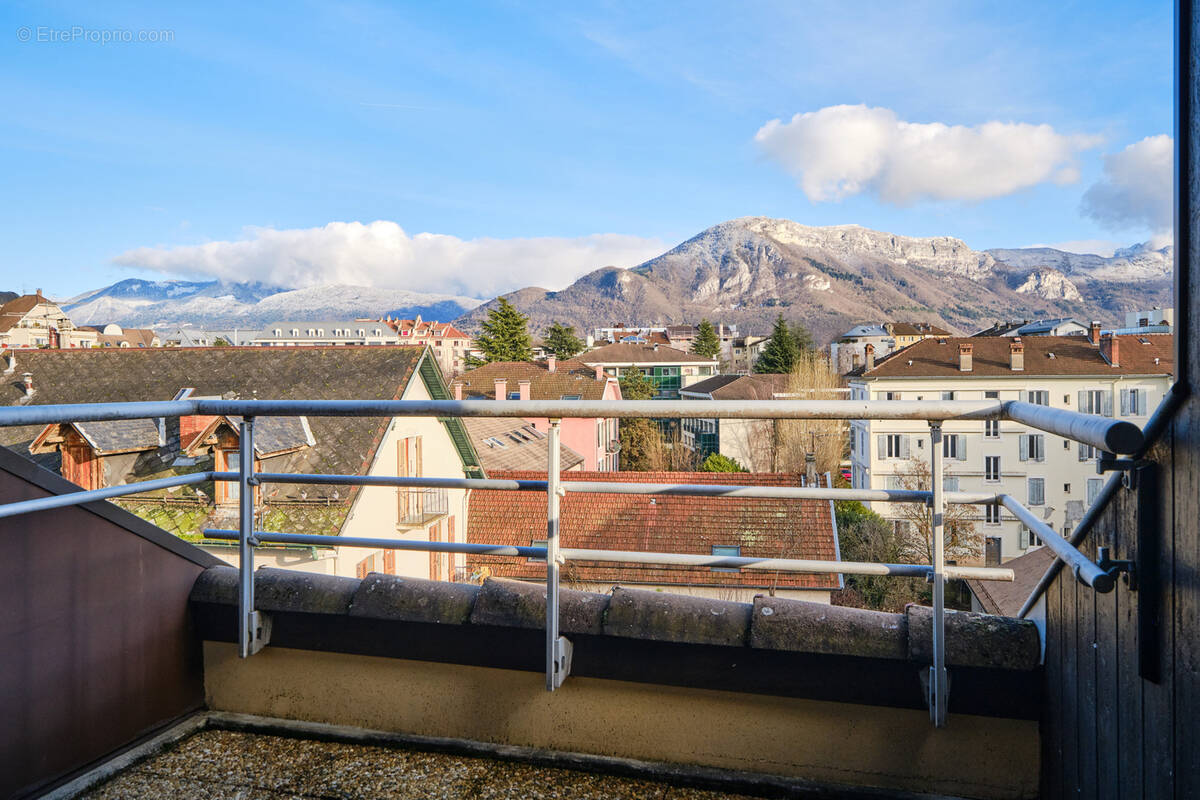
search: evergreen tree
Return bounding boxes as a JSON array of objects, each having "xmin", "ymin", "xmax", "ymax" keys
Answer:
[
  {"xmin": 754, "ymin": 314, "xmax": 801, "ymax": 373},
  {"xmin": 790, "ymin": 321, "xmax": 815, "ymax": 355},
  {"xmin": 698, "ymin": 452, "xmax": 746, "ymax": 472},
  {"xmin": 690, "ymin": 319, "xmax": 722, "ymax": 359},
  {"xmin": 542, "ymin": 322, "xmax": 585, "ymax": 359},
  {"xmin": 471, "ymin": 298, "xmax": 533, "ymax": 363},
  {"xmin": 618, "ymin": 368, "xmax": 655, "ymax": 400}
]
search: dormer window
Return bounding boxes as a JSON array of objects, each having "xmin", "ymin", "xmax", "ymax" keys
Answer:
[
  {"xmin": 274, "ymin": 329, "xmax": 281, "ymax": 336},
  {"xmin": 291, "ymin": 329, "xmax": 299, "ymax": 336},
  {"xmin": 373, "ymin": 329, "xmax": 381, "ymax": 336},
  {"xmin": 358, "ymin": 329, "xmax": 366, "ymax": 337}
]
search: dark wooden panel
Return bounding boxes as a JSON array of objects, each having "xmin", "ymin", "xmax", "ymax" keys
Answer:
[
  {"xmin": 1076, "ymin": 538, "xmax": 1098, "ymax": 800},
  {"xmin": 0, "ymin": 460, "xmax": 209, "ymax": 799},
  {"xmin": 1060, "ymin": 561, "xmax": 1080, "ymax": 794},
  {"xmin": 1114, "ymin": 483, "xmax": 1145, "ymax": 799},
  {"xmin": 1093, "ymin": 511, "xmax": 1120, "ymax": 800},
  {"xmin": 1141, "ymin": 441, "xmax": 1175, "ymax": 798},
  {"xmin": 1175, "ymin": 408, "xmax": 1200, "ymax": 797},
  {"xmin": 1042, "ymin": 574, "xmax": 1064, "ymax": 799}
]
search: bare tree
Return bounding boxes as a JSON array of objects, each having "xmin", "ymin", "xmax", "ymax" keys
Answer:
[
  {"xmin": 890, "ymin": 458, "xmax": 981, "ymax": 565},
  {"xmin": 773, "ymin": 350, "xmax": 847, "ymax": 476}
]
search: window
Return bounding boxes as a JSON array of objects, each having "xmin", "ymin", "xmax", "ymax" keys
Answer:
[
  {"xmin": 273, "ymin": 329, "xmax": 281, "ymax": 336},
  {"xmin": 711, "ymin": 545, "xmax": 741, "ymax": 572},
  {"xmin": 941, "ymin": 391, "xmax": 955, "ymax": 400},
  {"xmin": 879, "ymin": 434, "xmax": 908, "ymax": 459},
  {"xmin": 1019, "ymin": 526, "xmax": 1042, "ymax": 550},
  {"xmin": 507, "ymin": 392, "xmax": 521, "ymax": 400},
  {"xmin": 985, "ymin": 456, "xmax": 1001, "ymax": 482},
  {"xmin": 943, "ymin": 476, "xmax": 960, "ymax": 492},
  {"xmin": 942, "ymin": 434, "xmax": 965, "ymax": 460},
  {"xmin": 1028, "ymin": 477, "xmax": 1045, "ymax": 506},
  {"xmin": 985, "ymin": 391, "xmax": 1000, "ymax": 399},
  {"xmin": 1064, "ymin": 483, "xmax": 1071, "ymax": 494},
  {"xmin": 985, "ymin": 504, "xmax": 1001, "ymax": 525},
  {"xmin": 1019, "ymin": 433, "xmax": 1045, "ymax": 462},
  {"xmin": 984, "ymin": 419, "xmax": 1000, "ymax": 438},
  {"xmin": 876, "ymin": 391, "xmax": 900, "ymax": 401},
  {"xmin": 1121, "ymin": 388, "xmax": 1146, "ymax": 416},
  {"xmin": 886, "ymin": 476, "xmax": 904, "ymax": 491},
  {"xmin": 1079, "ymin": 442, "xmax": 1098, "ymax": 461},
  {"xmin": 1079, "ymin": 389, "xmax": 1111, "ymax": 416},
  {"xmin": 1027, "ymin": 390, "xmax": 1049, "ymax": 406},
  {"xmin": 397, "ymin": 436, "xmax": 423, "ymax": 521},
  {"xmin": 561, "ymin": 394, "xmax": 582, "ymax": 400},
  {"xmin": 1087, "ymin": 478, "xmax": 1104, "ymax": 506}
]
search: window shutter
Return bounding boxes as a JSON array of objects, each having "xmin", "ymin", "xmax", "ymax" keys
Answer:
[
  {"xmin": 901, "ymin": 435, "xmax": 910, "ymax": 459},
  {"xmin": 1078, "ymin": 442, "xmax": 1088, "ymax": 461},
  {"xmin": 1103, "ymin": 391, "xmax": 1113, "ymax": 417},
  {"xmin": 1035, "ymin": 435, "xmax": 1045, "ymax": 463},
  {"xmin": 1078, "ymin": 390, "xmax": 1087, "ymax": 414},
  {"xmin": 958, "ymin": 436, "xmax": 967, "ymax": 461},
  {"xmin": 1019, "ymin": 527, "xmax": 1030, "ymax": 550},
  {"xmin": 1020, "ymin": 436, "xmax": 1029, "ymax": 462},
  {"xmin": 877, "ymin": 435, "xmax": 886, "ymax": 459},
  {"xmin": 1120, "ymin": 388, "xmax": 1130, "ymax": 416}
]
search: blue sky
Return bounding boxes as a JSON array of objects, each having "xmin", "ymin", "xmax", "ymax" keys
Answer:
[{"xmin": 0, "ymin": 0, "xmax": 1174, "ymax": 298}]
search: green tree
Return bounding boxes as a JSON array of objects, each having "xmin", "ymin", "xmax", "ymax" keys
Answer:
[
  {"xmin": 212, "ymin": 337, "xmax": 230, "ymax": 347},
  {"xmin": 543, "ymin": 322, "xmax": 585, "ymax": 359},
  {"xmin": 690, "ymin": 319, "xmax": 722, "ymax": 359},
  {"xmin": 698, "ymin": 452, "xmax": 746, "ymax": 472},
  {"xmin": 618, "ymin": 368, "xmax": 655, "ymax": 400},
  {"xmin": 754, "ymin": 314, "xmax": 801, "ymax": 374},
  {"xmin": 790, "ymin": 321, "xmax": 815, "ymax": 354},
  {"xmin": 471, "ymin": 297, "xmax": 533, "ymax": 364}
]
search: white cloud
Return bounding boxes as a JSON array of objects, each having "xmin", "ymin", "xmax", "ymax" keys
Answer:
[
  {"xmin": 1029, "ymin": 239, "xmax": 1125, "ymax": 257},
  {"xmin": 1081, "ymin": 135, "xmax": 1174, "ymax": 234},
  {"xmin": 113, "ymin": 221, "xmax": 666, "ymax": 297},
  {"xmin": 754, "ymin": 104, "xmax": 1100, "ymax": 205}
]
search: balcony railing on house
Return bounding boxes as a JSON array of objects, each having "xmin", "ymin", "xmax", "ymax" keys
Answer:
[
  {"xmin": 398, "ymin": 486, "xmax": 450, "ymax": 526},
  {"xmin": 0, "ymin": 395, "xmax": 1148, "ymax": 728}
]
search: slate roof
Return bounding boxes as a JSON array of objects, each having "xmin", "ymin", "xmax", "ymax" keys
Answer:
[
  {"xmin": 965, "ymin": 546, "xmax": 1055, "ymax": 617},
  {"xmin": 455, "ymin": 359, "xmax": 612, "ymax": 401},
  {"xmin": 467, "ymin": 470, "xmax": 840, "ymax": 590},
  {"xmin": 464, "ymin": 418, "xmax": 584, "ymax": 472},
  {"xmin": 888, "ymin": 322, "xmax": 952, "ymax": 337},
  {"xmin": 579, "ymin": 342, "xmax": 716, "ymax": 365},
  {"xmin": 837, "ymin": 324, "xmax": 890, "ymax": 340},
  {"xmin": 681, "ymin": 374, "xmax": 791, "ymax": 400},
  {"xmin": 0, "ymin": 347, "xmax": 452, "ymax": 501},
  {"xmin": 182, "ymin": 415, "xmax": 315, "ymax": 457},
  {"xmin": 853, "ymin": 335, "xmax": 1174, "ymax": 378},
  {"xmin": 32, "ymin": 419, "xmax": 162, "ymax": 455}
]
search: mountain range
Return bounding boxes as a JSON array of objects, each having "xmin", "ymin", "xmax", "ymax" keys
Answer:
[
  {"xmin": 61, "ymin": 279, "xmax": 482, "ymax": 329},
  {"xmin": 454, "ymin": 218, "xmax": 1173, "ymax": 342},
  {"xmin": 55, "ymin": 218, "xmax": 1173, "ymax": 343}
]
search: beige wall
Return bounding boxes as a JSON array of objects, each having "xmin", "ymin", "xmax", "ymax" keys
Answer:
[{"xmin": 204, "ymin": 642, "xmax": 1038, "ymax": 799}]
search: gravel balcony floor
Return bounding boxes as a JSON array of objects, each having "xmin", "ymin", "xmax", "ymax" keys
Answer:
[{"xmin": 82, "ymin": 729, "xmax": 760, "ymax": 800}]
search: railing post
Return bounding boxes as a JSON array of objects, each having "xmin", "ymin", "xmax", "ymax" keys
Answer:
[
  {"xmin": 238, "ymin": 416, "xmax": 269, "ymax": 657},
  {"xmin": 929, "ymin": 421, "xmax": 948, "ymax": 727},
  {"xmin": 545, "ymin": 418, "xmax": 571, "ymax": 689}
]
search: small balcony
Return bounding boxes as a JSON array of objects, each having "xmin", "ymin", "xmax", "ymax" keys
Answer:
[{"xmin": 397, "ymin": 486, "xmax": 449, "ymax": 527}]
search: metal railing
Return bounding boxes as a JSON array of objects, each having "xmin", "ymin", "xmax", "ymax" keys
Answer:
[
  {"xmin": 398, "ymin": 486, "xmax": 449, "ymax": 526},
  {"xmin": 0, "ymin": 397, "xmax": 1145, "ymax": 728}
]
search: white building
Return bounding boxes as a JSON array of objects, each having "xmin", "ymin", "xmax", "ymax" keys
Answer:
[
  {"xmin": 253, "ymin": 321, "xmax": 401, "ymax": 347},
  {"xmin": 848, "ymin": 332, "xmax": 1173, "ymax": 563}
]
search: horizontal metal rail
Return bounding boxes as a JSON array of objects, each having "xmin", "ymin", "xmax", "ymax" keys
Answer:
[
  {"xmin": 200, "ymin": 530, "xmax": 1015, "ymax": 581},
  {"xmin": 235, "ymin": 471, "xmax": 1001, "ymax": 505},
  {"xmin": 0, "ymin": 471, "xmax": 215, "ymax": 520},
  {"xmin": 1017, "ymin": 382, "xmax": 1186, "ymax": 618},
  {"xmin": 999, "ymin": 495, "xmax": 1114, "ymax": 592},
  {"xmin": 1003, "ymin": 400, "xmax": 1143, "ymax": 454}
]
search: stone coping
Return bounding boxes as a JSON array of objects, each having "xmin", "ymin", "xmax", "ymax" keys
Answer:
[{"xmin": 191, "ymin": 567, "xmax": 1040, "ymax": 671}]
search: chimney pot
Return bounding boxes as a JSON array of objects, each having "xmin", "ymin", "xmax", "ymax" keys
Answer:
[
  {"xmin": 518, "ymin": 379, "xmax": 531, "ymax": 401},
  {"xmin": 958, "ymin": 342, "xmax": 973, "ymax": 372},
  {"xmin": 1009, "ymin": 338, "xmax": 1025, "ymax": 371},
  {"xmin": 547, "ymin": 354, "xmax": 557, "ymax": 373},
  {"xmin": 494, "ymin": 378, "xmax": 507, "ymax": 400},
  {"xmin": 22, "ymin": 372, "xmax": 33, "ymax": 394},
  {"xmin": 453, "ymin": 382, "xmax": 463, "ymax": 401}
]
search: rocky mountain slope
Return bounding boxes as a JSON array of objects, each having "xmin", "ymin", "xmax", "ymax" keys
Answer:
[
  {"xmin": 455, "ymin": 218, "xmax": 1173, "ymax": 343},
  {"xmin": 61, "ymin": 279, "xmax": 482, "ymax": 329}
]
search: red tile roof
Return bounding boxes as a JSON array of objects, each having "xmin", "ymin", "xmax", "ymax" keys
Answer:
[
  {"xmin": 857, "ymin": 334, "xmax": 1174, "ymax": 378},
  {"xmin": 385, "ymin": 319, "xmax": 470, "ymax": 339},
  {"xmin": 0, "ymin": 294, "xmax": 48, "ymax": 333},
  {"xmin": 467, "ymin": 470, "xmax": 839, "ymax": 590}
]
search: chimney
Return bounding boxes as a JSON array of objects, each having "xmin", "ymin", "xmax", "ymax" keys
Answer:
[
  {"xmin": 864, "ymin": 344, "xmax": 875, "ymax": 370},
  {"xmin": 22, "ymin": 372, "xmax": 34, "ymax": 395},
  {"xmin": 494, "ymin": 378, "xmax": 507, "ymax": 399},
  {"xmin": 652, "ymin": 344, "xmax": 659, "ymax": 352},
  {"xmin": 1009, "ymin": 338, "xmax": 1025, "ymax": 371},
  {"xmin": 852, "ymin": 352, "xmax": 862, "ymax": 369},
  {"xmin": 805, "ymin": 452, "xmax": 817, "ymax": 487},
  {"xmin": 453, "ymin": 382, "xmax": 463, "ymax": 401},
  {"xmin": 1101, "ymin": 333, "xmax": 1120, "ymax": 367},
  {"xmin": 3, "ymin": 352, "xmax": 14, "ymax": 375},
  {"xmin": 35, "ymin": 288, "xmax": 43, "ymax": 299},
  {"xmin": 958, "ymin": 343, "xmax": 973, "ymax": 372},
  {"xmin": 595, "ymin": 365, "xmax": 605, "ymax": 381},
  {"xmin": 1089, "ymin": 320, "xmax": 1102, "ymax": 345},
  {"xmin": 547, "ymin": 354, "xmax": 557, "ymax": 373},
  {"xmin": 157, "ymin": 415, "xmax": 181, "ymax": 462},
  {"xmin": 518, "ymin": 379, "xmax": 531, "ymax": 401}
]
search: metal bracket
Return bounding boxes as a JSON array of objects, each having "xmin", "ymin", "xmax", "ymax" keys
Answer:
[
  {"xmin": 550, "ymin": 635, "xmax": 573, "ymax": 689},
  {"xmin": 919, "ymin": 666, "xmax": 950, "ymax": 725},
  {"xmin": 1097, "ymin": 452, "xmax": 1147, "ymax": 489},
  {"xmin": 245, "ymin": 610, "xmax": 272, "ymax": 656},
  {"xmin": 1096, "ymin": 546, "xmax": 1137, "ymax": 591}
]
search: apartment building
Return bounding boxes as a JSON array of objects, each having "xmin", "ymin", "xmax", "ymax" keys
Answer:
[
  {"xmin": 383, "ymin": 316, "xmax": 473, "ymax": 376},
  {"xmin": 253, "ymin": 321, "xmax": 401, "ymax": 347},
  {"xmin": 579, "ymin": 342, "xmax": 718, "ymax": 398},
  {"xmin": 0, "ymin": 290, "xmax": 96, "ymax": 349},
  {"xmin": 848, "ymin": 332, "xmax": 1173, "ymax": 562}
]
